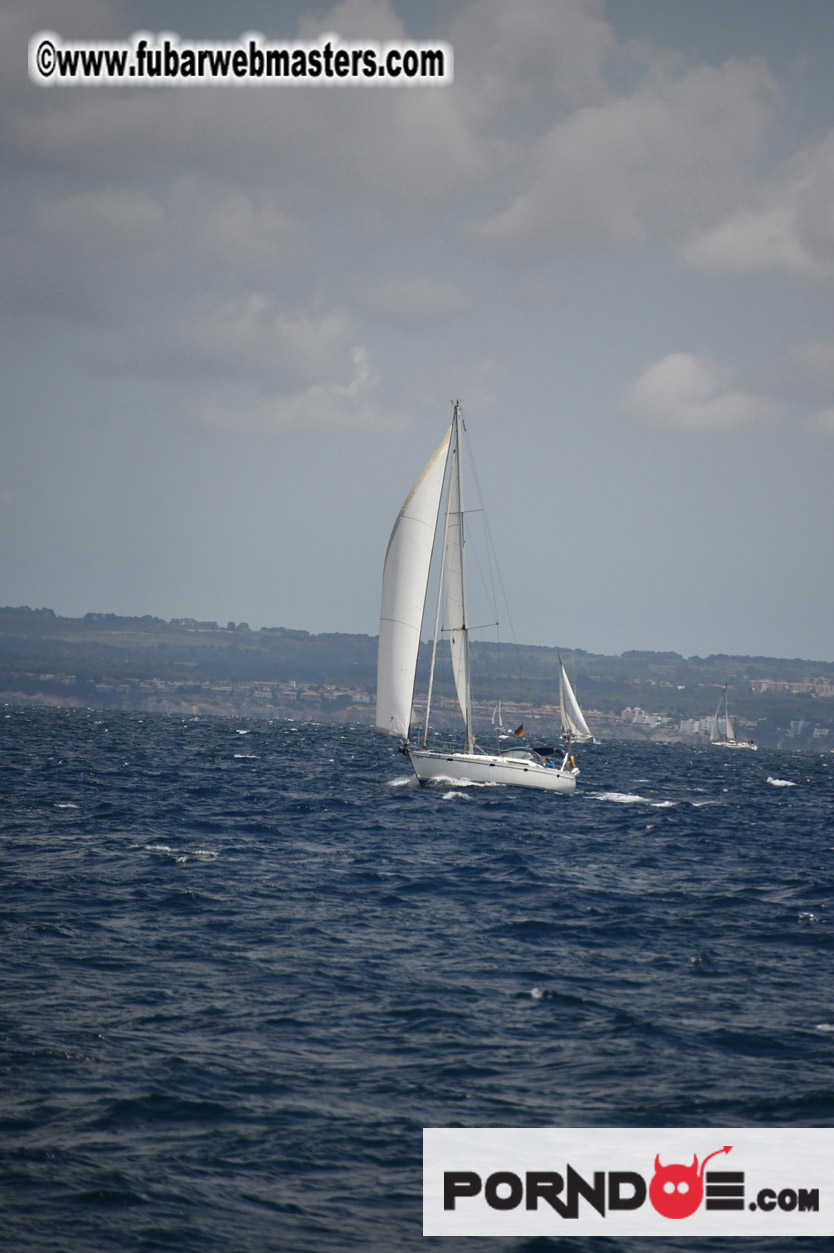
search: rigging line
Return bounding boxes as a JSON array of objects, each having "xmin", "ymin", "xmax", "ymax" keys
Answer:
[
  {"xmin": 441, "ymin": 621, "xmax": 498, "ymax": 633},
  {"xmin": 458, "ymin": 416, "xmax": 519, "ymax": 652},
  {"xmin": 456, "ymin": 415, "xmax": 535, "ymax": 721}
]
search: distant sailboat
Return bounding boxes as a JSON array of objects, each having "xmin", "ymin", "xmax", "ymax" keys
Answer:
[
  {"xmin": 710, "ymin": 685, "xmax": 757, "ymax": 750},
  {"xmin": 559, "ymin": 656, "xmax": 594, "ymax": 744},
  {"xmin": 376, "ymin": 402, "xmax": 579, "ymax": 793},
  {"xmin": 491, "ymin": 700, "xmax": 512, "ymax": 740}
]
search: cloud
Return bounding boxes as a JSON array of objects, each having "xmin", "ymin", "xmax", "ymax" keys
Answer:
[
  {"xmin": 9, "ymin": 0, "xmax": 499, "ymax": 218},
  {"xmin": 684, "ymin": 132, "xmax": 834, "ymax": 280},
  {"xmin": 3, "ymin": 179, "xmax": 312, "ymax": 338},
  {"xmin": 86, "ymin": 293, "xmax": 361, "ymax": 391},
  {"xmin": 756, "ymin": 336, "xmax": 834, "ymax": 416},
  {"xmin": 196, "ymin": 345, "xmax": 407, "ymax": 434},
  {"xmin": 5, "ymin": 0, "xmax": 829, "ymax": 456},
  {"xmin": 623, "ymin": 353, "xmax": 781, "ymax": 431},
  {"xmin": 446, "ymin": 0, "xmax": 614, "ymax": 124},
  {"xmin": 806, "ymin": 407, "xmax": 834, "ymax": 434},
  {"xmin": 359, "ymin": 277, "xmax": 473, "ymax": 324},
  {"xmin": 185, "ymin": 295, "xmax": 356, "ymax": 385},
  {"xmin": 38, "ymin": 185, "xmax": 163, "ymax": 245},
  {"xmin": 470, "ymin": 58, "xmax": 778, "ymax": 259},
  {"xmin": 169, "ymin": 180, "xmax": 312, "ymax": 278},
  {"xmin": 787, "ymin": 337, "xmax": 834, "ymax": 388},
  {"xmin": 0, "ymin": 0, "xmax": 122, "ymax": 116}
]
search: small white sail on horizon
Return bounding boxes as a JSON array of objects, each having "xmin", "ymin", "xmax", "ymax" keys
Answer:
[
  {"xmin": 558, "ymin": 657, "xmax": 594, "ymax": 744},
  {"xmin": 710, "ymin": 685, "xmax": 757, "ymax": 750},
  {"xmin": 375, "ymin": 402, "xmax": 580, "ymax": 794},
  {"xmin": 491, "ymin": 699, "xmax": 513, "ymax": 738}
]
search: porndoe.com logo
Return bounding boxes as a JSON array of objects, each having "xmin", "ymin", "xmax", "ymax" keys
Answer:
[{"xmin": 423, "ymin": 1128, "xmax": 831, "ymax": 1237}]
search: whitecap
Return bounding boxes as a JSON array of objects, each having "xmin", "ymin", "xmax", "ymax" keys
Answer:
[
  {"xmin": 442, "ymin": 790, "xmax": 473, "ymax": 801},
  {"xmin": 767, "ymin": 777, "xmax": 796, "ymax": 788},
  {"xmin": 816, "ymin": 1023, "xmax": 834, "ymax": 1032},
  {"xmin": 234, "ymin": 753, "xmax": 258, "ymax": 759},
  {"xmin": 591, "ymin": 791, "xmax": 648, "ymax": 804},
  {"xmin": 55, "ymin": 802, "xmax": 79, "ymax": 809}
]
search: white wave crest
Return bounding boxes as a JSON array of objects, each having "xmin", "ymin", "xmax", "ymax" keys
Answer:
[{"xmin": 591, "ymin": 791, "xmax": 648, "ymax": 804}]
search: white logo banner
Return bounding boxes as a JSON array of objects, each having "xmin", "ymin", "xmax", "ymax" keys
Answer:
[{"xmin": 424, "ymin": 1127, "xmax": 832, "ymax": 1237}]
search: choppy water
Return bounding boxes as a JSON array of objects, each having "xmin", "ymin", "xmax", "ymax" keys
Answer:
[{"xmin": 1, "ymin": 706, "xmax": 832, "ymax": 1251}]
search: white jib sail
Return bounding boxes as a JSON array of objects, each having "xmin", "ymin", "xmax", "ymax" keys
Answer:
[
  {"xmin": 724, "ymin": 699, "xmax": 736, "ymax": 741},
  {"xmin": 376, "ymin": 425, "xmax": 452, "ymax": 740},
  {"xmin": 559, "ymin": 659, "xmax": 593, "ymax": 742},
  {"xmin": 444, "ymin": 424, "xmax": 473, "ymax": 748}
]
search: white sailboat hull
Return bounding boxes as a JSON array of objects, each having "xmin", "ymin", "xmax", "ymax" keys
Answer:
[
  {"xmin": 408, "ymin": 748, "xmax": 578, "ymax": 793},
  {"xmin": 711, "ymin": 740, "xmax": 758, "ymax": 750}
]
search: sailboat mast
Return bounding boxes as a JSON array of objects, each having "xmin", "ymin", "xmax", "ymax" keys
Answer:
[{"xmin": 453, "ymin": 403, "xmax": 475, "ymax": 753}]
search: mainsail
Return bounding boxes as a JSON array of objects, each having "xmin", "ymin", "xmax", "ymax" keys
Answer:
[
  {"xmin": 559, "ymin": 657, "xmax": 593, "ymax": 743},
  {"xmin": 375, "ymin": 425, "xmax": 451, "ymax": 740}
]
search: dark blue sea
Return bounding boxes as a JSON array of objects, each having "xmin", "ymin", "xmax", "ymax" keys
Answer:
[{"xmin": 2, "ymin": 705, "xmax": 833, "ymax": 1252}]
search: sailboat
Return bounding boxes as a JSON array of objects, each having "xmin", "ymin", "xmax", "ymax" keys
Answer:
[
  {"xmin": 376, "ymin": 402, "xmax": 580, "ymax": 793},
  {"xmin": 710, "ymin": 685, "xmax": 757, "ymax": 750},
  {"xmin": 491, "ymin": 700, "xmax": 512, "ymax": 739},
  {"xmin": 559, "ymin": 655, "xmax": 594, "ymax": 744}
]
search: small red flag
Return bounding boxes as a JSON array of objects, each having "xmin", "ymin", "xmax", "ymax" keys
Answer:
[{"xmin": 514, "ymin": 724, "xmax": 524, "ymax": 737}]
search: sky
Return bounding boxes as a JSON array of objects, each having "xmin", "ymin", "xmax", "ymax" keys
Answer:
[{"xmin": 2, "ymin": 0, "xmax": 833, "ymax": 662}]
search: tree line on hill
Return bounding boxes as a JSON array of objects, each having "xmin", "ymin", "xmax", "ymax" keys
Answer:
[{"xmin": 1, "ymin": 606, "xmax": 832, "ymax": 738}]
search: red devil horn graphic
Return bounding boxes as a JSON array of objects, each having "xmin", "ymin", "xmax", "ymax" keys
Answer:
[
  {"xmin": 654, "ymin": 1154, "xmax": 662, "ymax": 1172},
  {"xmin": 699, "ymin": 1146, "xmax": 732, "ymax": 1179}
]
